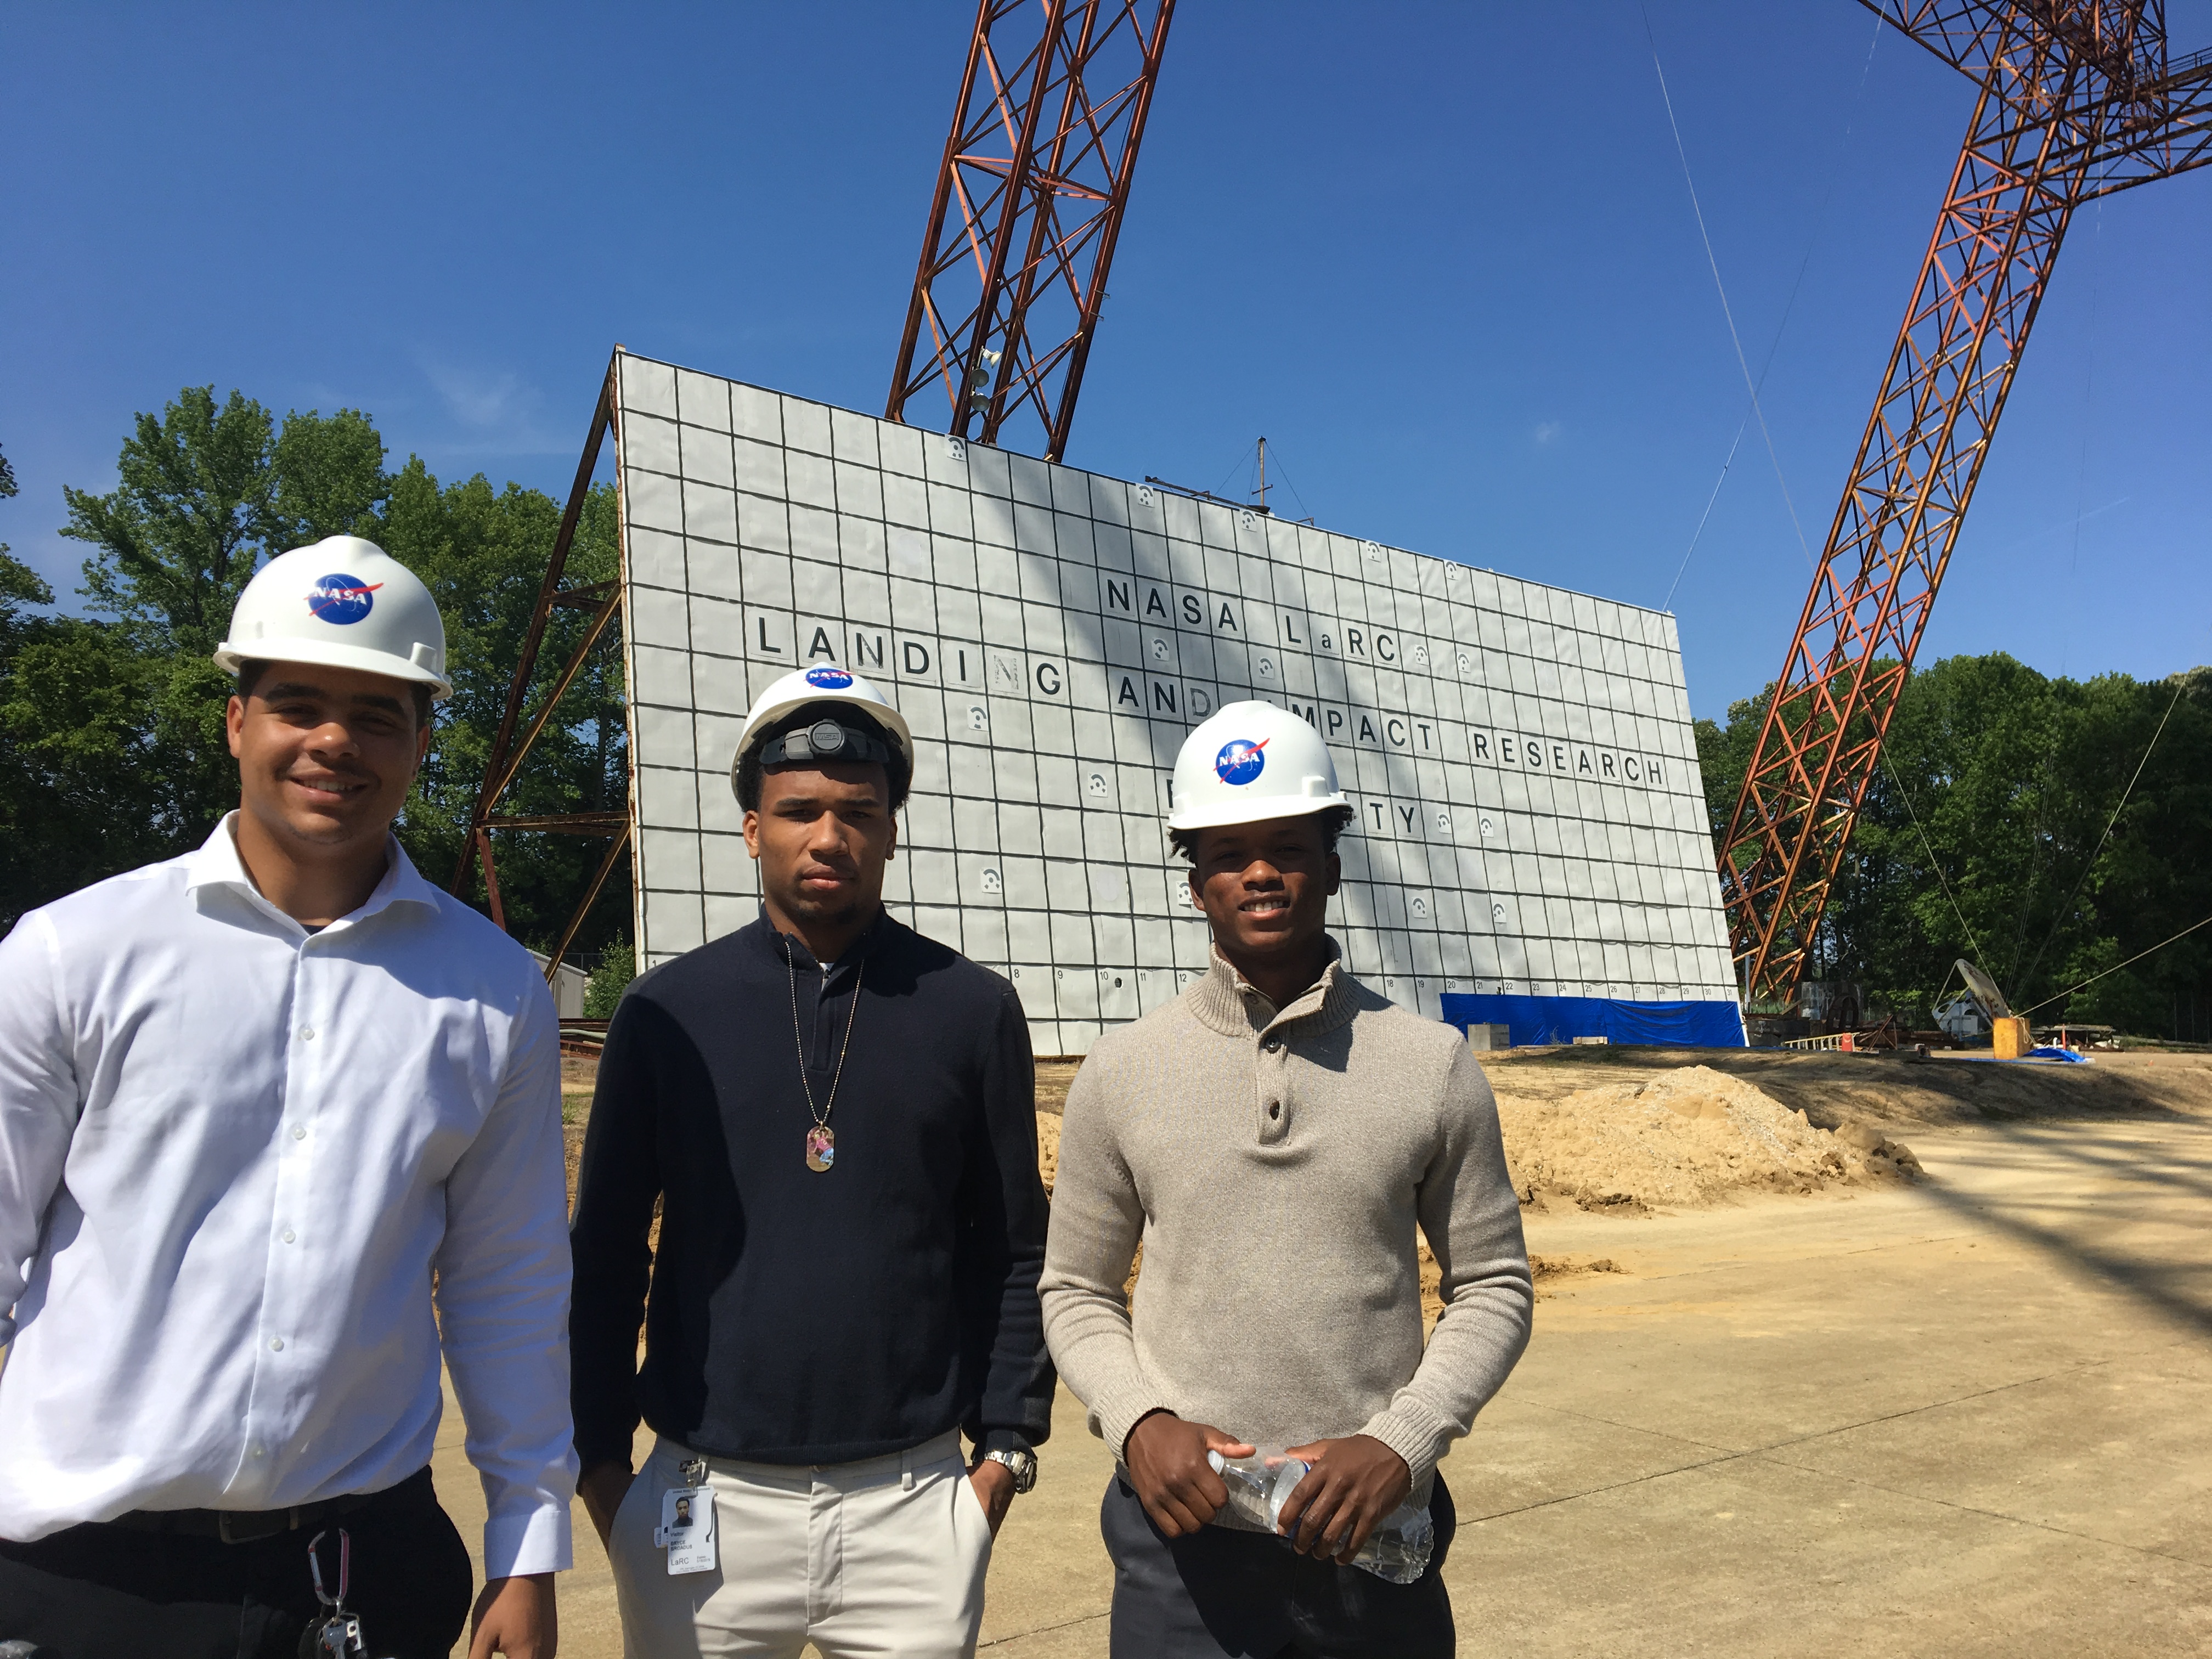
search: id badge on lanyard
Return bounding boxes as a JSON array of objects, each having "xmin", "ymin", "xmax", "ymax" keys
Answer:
[{"xmin": 653, "ymin": 1457, "xmax": 718, "ymax": 1575}]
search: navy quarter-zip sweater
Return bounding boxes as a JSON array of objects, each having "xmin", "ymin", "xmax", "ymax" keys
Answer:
[{"xmin": 569, "ymin": 912, "xmax": 1054, "ymax": 1468}]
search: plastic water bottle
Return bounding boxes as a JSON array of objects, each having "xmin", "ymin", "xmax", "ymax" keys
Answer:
[
  {"xmin": 1208, "ymin": 1448, "xmax": 1309, "ymax": 1532},
  {"xmin": 1208, "ymin": 1449, "xmax": 1435, "ymax": 1583},
  {"xmin": 1351, "ymin": 1498, "xmax": 1435, "ymax": 1584}
]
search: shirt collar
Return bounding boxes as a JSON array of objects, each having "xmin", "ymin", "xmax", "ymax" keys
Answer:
[
  {"xmin": 184, "ymin": 812, "xmax": 446, "ymax": 934},
  {"xmin": 754, "ymin": 904, "xmax": 892, "ymax": 974},
  {"xmin": 1188, "ymin": 935, "xmax": 1358, "ymax": 1040}
]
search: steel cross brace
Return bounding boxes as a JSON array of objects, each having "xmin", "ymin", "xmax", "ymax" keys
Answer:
[
  {"xmin": 449, "ymin": 352, "xmax": 631, "ymax": 987},
  {"xmin": 886, "ymin": 0, "xmax": 1175, "ymax": 461}
]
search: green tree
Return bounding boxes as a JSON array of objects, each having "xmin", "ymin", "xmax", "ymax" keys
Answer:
[
  {"xmin": 381, "ymin": 464, "xmax": 628, "ymax": 951},
  {"xmin": 4, "ymin": 392, "xmax": 631, "ymax": 960},
  {"xmin": 583, "ymin": 934, "xmax": 636, "ymax": 1018},
  {"xmin": 1698, "ymin": 653, "xmax": 2212, "ymax": 1036}
]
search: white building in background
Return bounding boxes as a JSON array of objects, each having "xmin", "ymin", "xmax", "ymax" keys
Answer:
[{"xmin": 528, "ymin": 950, "xmax": 589, "ymax": 1022}]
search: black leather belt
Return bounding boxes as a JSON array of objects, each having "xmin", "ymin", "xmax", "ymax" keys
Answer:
[{"xmin": 105, "ymin": 1465, "xmax": 428, "ymax": 1545}]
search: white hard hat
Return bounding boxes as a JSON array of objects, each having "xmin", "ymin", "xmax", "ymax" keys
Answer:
[
  {"xmin": 1167, "ymin": 699, "xmax": 1350, "ymax": 831},
  {"xmin": 731, "ymin": 664, "xmax": 915, "ymax": 794},
  {"xmin": 213, "ymin": 537, "xmax": 452, "ymax": 699}
]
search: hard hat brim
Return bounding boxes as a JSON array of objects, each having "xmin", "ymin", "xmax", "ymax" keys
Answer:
[
  {"xmin": 214, "ymin": 639, "xmax": 454, "ymax": 701},
  {"xmin": 1165, "ymin": 792, "xmax": 1351, "ymax": 833}
]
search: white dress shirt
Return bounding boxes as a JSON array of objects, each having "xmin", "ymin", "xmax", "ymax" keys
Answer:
[{"xmin": 0, "ymin": 816, "xmax": 575, "ymax": 1577}]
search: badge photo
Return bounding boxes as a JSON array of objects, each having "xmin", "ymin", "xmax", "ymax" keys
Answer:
[{"xmin": 654, "ymin": 1481, "xmax": 718, "ymax": 1575}]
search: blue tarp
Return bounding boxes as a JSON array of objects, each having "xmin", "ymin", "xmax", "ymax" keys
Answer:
[{"xmin": 1440, "ymin": 992, "xmax": 1746, "ymax": 1049}]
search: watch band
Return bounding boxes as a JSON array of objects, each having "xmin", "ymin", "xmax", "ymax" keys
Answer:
[{"xmin": 980, "ymin": 1446, "xmax": 1038, "ymax": 1494}]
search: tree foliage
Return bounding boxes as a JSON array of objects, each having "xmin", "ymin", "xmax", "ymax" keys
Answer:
[
  {"xmin": 0, "ymin": 393, "xmax": 630, "ymax": 960},
  {"xmin": 1696, "ymin": 654, "xmax": 2212, "ymax": 1036}
]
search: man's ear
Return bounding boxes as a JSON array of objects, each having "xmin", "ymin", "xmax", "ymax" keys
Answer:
[
  {"xmin": 1324, "ymin": 850, "xmax": 1342, "ymax": 899},
  {"xmin": 742, "ymin": 808, "xmax": 761, "ymax": 860},
  {"xmin": 225, "ymin": 695, "xmax": 246, "ymax": 759}
]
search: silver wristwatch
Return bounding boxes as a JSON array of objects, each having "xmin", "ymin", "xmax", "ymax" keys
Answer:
[{"xmin": 980, "ymin": 1446, "xmax": 1038, "ymax": 1494}]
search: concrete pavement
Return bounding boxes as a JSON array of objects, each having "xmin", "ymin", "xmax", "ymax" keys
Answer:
[{"xmin": 439, "ymin": 1111, "xmax": 2212, "ymax": 1655}]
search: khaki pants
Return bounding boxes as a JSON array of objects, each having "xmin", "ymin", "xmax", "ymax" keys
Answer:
[{"xmin": 607, "ymin": 1430, "xmax": 994, "ymax": 1659}]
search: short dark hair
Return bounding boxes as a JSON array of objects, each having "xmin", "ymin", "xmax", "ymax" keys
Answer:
[
  {"xmin": 1169, "ymin": 804, "xmax": 1355, "ymax": 866},
  {"xmin": 736, "ymin": 701, "xmax": 912, "ymax": 812},
  {"xmin": 234, "ymin": 658, "xmax": 434, "ymax": 730}
]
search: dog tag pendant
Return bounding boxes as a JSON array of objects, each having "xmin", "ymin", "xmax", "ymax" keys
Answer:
[{"xmin": 805, "ymin": 1125, "xmax": 836, "ymax": 1171}]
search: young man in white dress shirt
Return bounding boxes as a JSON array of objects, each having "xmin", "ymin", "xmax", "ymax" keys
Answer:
[{"xmin": 0, "ymin": 538, "xmax": 575, "ymax": 1658}]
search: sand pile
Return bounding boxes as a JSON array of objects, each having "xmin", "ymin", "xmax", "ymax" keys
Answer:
[
  {"xmin": 1496, "ymin": 1064, "xmax": 1920, "ymax": 1211},
  {"xmin": 1037, "ymin": 1110, "xmax": 1062, "ymax": 1197}
]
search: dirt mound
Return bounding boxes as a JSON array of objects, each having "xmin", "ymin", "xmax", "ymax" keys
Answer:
[
  {"xmin": 1037, "ymin": 1110, "xmax": 1062, "ymax": 1197},
  {"xmin": 1497, "ymin": 1064, "xmax": 1918, "ymax": 1212}
]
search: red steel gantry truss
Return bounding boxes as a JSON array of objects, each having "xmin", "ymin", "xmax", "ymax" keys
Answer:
[
  {"xmin": 886, "ymin": 0, "xmax": 1175, "ymax": 461},
  {"xmin": 1719, "ymin": 0, "xmax": 2212, "ymax": 1011},
  {"xmin": 449, "ymin": 355, "xmax": 629, "ymax": 986}
]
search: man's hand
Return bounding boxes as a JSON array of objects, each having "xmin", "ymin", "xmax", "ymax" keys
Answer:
[
  {"xmin": 1275, "ymin": 1435, "xmax": 1412, "ymax": 1564},
  {"xmin": 1123, "ymin": 1410, "xmax": 1255, "ymax": 1539},
  {"xmin": 968, "ymin": 1456, "xmax": 1015, "ymax": 1537},
  {"xmin": 469, "ymin": 1572, "xmax": 555, "ymax": 1659},
  {"xmin": 577, "ymin": 1459, "xmax": 634, "ymax": 1549}
]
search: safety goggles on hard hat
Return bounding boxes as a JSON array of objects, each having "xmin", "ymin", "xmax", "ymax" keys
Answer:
[{"xmin": 758, "ymin": 718, "xmax": 899, "ymax": 770}]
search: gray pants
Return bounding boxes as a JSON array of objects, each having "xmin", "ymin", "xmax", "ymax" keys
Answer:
[{"xmin": 1099, "ymin": 1472, "xmax": 1456, "ymax": 1659}]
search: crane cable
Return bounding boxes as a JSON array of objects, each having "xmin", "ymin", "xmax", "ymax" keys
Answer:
[
  {"xmin": 1643, "ymin": 7, "xmax": 1834, "ymax": 575},
  {"xmin": 2017, "ymin": 909, "xmax": 2212, "ymax": 1020},
  {"xmin": 1657, "ymin": 11, "xmax": 1883, "ymax": 608},
  {"xmin": 1878, "ymin": 746, "xmax": 1989, "ymax": 971}
]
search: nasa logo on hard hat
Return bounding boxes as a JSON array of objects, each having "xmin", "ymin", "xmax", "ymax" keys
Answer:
[
  {"xmin": 1214, "ymin": 738, "xmax": 1268, "ymax": 786},
  {"xmin": 805, "ymin": 665, "xmax": 855, "ymax": 690},
  {"xmin": 307, "ymin": 573, "xmax": 382, "ymax": 626}
]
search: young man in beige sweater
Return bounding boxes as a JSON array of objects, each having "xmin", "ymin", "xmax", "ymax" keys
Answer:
[{"xmin": 1039, "ymin": 702, "xmax": 1534, "ymax": 1658}]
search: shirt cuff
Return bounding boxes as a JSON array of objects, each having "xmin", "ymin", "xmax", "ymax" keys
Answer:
[
  {"xmin": 1357, "ymin": 1398, "xmax": 1456, "ymax": 1496},
  {"xmin": 978, "ymin": 1429, "xmax": 1034, "ymax": 1457},
  {"xmin": 484, "ymin": 1499, "xmax": 573, "ymax": 1578},
  {"xmin": 1091, "ymin": 1383, "xmax": 1175, "ymax": 1468}
]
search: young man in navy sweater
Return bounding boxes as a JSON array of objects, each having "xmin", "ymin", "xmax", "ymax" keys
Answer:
[{"xmin": 569, "ymin": 665, "xmax": 1052, "ymax": 1659}]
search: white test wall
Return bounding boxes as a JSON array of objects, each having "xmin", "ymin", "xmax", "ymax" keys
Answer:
[{"xmin": 613, "ymin": 351, "xmax": 1739, "ymax": 1056}]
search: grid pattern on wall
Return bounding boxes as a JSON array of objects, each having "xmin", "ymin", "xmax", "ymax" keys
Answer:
[{"xmin": 614, "ymin": 351, "xmax": 1738, "ymax": 1056}]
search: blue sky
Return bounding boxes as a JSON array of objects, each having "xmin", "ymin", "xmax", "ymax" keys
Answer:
[{"xmin": 4, "ymin": 2, "xmax": 2207, "ymax": 720}]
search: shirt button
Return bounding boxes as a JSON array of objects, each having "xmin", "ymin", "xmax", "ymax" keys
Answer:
[
  {"xmin": 298, "ymin": 1026, "xmax": 316, "ymax": 1042},
  {"xmin": 250, "ymin": 1444, "xmax": 266, "ymax": 1458},
  {"xmin": 291, "ymin": 1125, "xmax": 307, "ymax": 1141},
  {"xmin": 269, "ymin": 1337, "xmax": 285, "ymax": 1351},
  {"xmin": 1267, "ymin": 1101, "xmax": 1282, "ymax": 1120},
  {"xmin": 1262, "ymin": 1039, "xmax": 1282, "ymax": 1053},
  {"xmin": 281, "ymin": 1229, "xmax": 296, "ymax": 1244}
]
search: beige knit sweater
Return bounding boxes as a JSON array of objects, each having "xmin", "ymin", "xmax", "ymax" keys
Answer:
[{"xmin": 1039, "ymin": 943, "xmax": 1534, "ymax": 1513}]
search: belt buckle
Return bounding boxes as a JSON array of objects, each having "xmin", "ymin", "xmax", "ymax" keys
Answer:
[{"xmin": 218, "ymin": 1507, "xmax": 293, "ymax": 1545}]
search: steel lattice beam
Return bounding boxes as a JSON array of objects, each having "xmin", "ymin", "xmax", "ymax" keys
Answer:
[
  {"xmin": 1719, "ymin": 1, "xmax": 2209, "ymax": 1009},
  {"xmin": 450, "ymin": 352, "xmax": 629, "ymax": 986},
  {"xmin": 885, "ymin": 0, "xmax": 1175, "ymax": 461}
]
